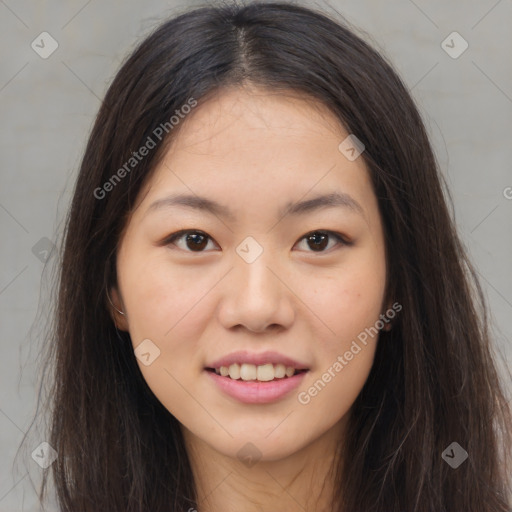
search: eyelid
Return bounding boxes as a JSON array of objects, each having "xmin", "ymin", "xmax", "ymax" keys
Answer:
[
  {"xmin": 164, "ymin": 229, "xmax": 219, "ymax": 250},
  {"xmin": 163, "ymin": 229, "xmax": 351, "ymax": 253},
  {"xmin": 295, "ymin": 230, "xmax": 352, "ymax": 254}
]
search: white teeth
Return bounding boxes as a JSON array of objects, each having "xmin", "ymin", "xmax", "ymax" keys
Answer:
[
  {"xmin": 257, "ymin": 363, "xmax": 274, "ymax": 381},
  {"xmin": 274, "ymin": 363, "xmax": 286, "ymax": 378},
  {"xmin": 240, "ymin": 363, "xmax": 257, "ymax": 381},
  {"xmin": 215, "ymin": 363, "xmax": 301, "ymax": 381},
  {"xmin": 228, "ymin": 363, "xmax": 240, "ymax": 380}
]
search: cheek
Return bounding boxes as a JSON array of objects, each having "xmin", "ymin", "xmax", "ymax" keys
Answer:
[
  {"xmin": 120, "ymin": 256, "xmax": 214, "ymax": 419},
  {"xmin": 295, "ymin": 260, "xmax": 385, "ymax": 417},
  {"xmin": 301, "ymin": 252, "xmax": 386, "ymax": 351},
  {"xmin": 122, "ymin": 253, "xmax": 214, "ymax": 341},
  {"xmin": 297, "ymin": 343, "xmax": 376, "ymax": 429}
]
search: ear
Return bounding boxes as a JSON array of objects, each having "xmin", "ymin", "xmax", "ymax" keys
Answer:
[
  {"xmin": 107, "ymin": 286, "xmax": 129, "ymax": 331},
  {"xmin": 381, "ymin": 319, "xmax": 393, "ymax": 331},
  {"xmin": 381, "ymin": 300, "xmax": 395, "ymax": 331}
]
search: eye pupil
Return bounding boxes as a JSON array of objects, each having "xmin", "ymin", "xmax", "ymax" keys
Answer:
[
  {"xmin": 307, "ymin": 232, "xmax": 328, "ymax": 251},
  {"xmin": 186, "ymin": 233, "xmax": 208, "ymax": 251}
]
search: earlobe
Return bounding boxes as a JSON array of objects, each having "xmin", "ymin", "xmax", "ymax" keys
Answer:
[
  {"xmin": 382, "ymin": 320, "xmax": 393, "ymax": 331},
  {"xmin": 107, "ymin": 286, "xmax": 129, "ymax": 331},
  {"xmin": 381, "ymin": 300, "xmax": 396, "ymax": 331}
]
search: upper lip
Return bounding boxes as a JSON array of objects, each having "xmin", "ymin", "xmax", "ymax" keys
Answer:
[{"xmin": 206, "ymin": 350, "xmax": 310, "ymax": 370}]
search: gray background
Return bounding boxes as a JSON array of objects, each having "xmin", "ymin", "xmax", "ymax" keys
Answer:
[{"xmin": 1, "ymin": 0, "xmax": 511, "ymax": 510}]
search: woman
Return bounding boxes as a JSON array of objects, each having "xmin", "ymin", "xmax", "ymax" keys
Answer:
[{"xmin": 25, "ymin": 2, "xmax": 512, "ymax": 511}]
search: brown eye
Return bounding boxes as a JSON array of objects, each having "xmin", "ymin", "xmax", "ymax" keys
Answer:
[
  {"xmin": 296, "ymin": 230, "xmax": 348, "ymax": 253},
  {"xmin": 306, "ymin": 232, "xmax": 328, "ymax": 251},
  {"xmin": 165, "ymin": 230, "xmax": 216, "ymax": 252},
  {"xmin": 164, "ymin": 229, "xmax": 349, "ymax": 254}
]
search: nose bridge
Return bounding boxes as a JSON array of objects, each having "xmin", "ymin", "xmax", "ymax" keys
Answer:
[
  {"xmin": 217, "ymin": 237, "xmax": 294, "ymax": 332},
  {"xmin": 234, "ymin": 239, "xmax": 280, "ymax": 301}
]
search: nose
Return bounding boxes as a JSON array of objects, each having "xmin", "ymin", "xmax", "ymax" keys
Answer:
[{"xmin": 217, "ymin": 251, "xmax": 295, "ymax": 333}]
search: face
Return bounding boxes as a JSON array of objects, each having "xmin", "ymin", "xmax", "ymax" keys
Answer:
[{"xmin": 110, "ymin": 85, "xmax": 390, "ymax": 462}]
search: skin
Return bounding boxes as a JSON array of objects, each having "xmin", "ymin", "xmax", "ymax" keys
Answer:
[{"xmin": 109, "ymin": 85, "xmax": 391, "ymax": 512}]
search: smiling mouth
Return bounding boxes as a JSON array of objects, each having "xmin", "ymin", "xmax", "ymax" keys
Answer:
[{"xmin": 205, "ymin": 363, "xmax": 309, "ymax": 382}]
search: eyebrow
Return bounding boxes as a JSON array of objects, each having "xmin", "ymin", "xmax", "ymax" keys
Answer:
[{"xmin": 144, "ymin": 191, "xmax": 364, "ymax": 222}]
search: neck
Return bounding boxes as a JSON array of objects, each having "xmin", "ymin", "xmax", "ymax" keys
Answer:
[{"xmin": 181, "ymin": 416, "xmax": 348, "ymax": 512}]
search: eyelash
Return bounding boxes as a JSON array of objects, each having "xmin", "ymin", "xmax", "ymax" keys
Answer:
[{"xmin": 163, "ymin": 229, "xmax": 351, "ymax": 254}]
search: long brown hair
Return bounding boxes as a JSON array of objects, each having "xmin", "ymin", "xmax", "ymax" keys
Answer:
[{"xmin": 18, "ymin": 1, "xmax": 512, "ymax": 510}]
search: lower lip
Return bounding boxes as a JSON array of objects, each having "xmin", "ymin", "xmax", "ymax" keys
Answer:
[{"xmin": 204, "ymin": 369, "xmax": 308, "ymax": 404}]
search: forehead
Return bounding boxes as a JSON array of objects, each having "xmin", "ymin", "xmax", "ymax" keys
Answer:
[
  {"xmin": 132, "ymin": 85, "xmax": 376, "ymax": 228},
  {"xmin": 174, "ymin": 85, "xmax": 346, "ymax": 149}
]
